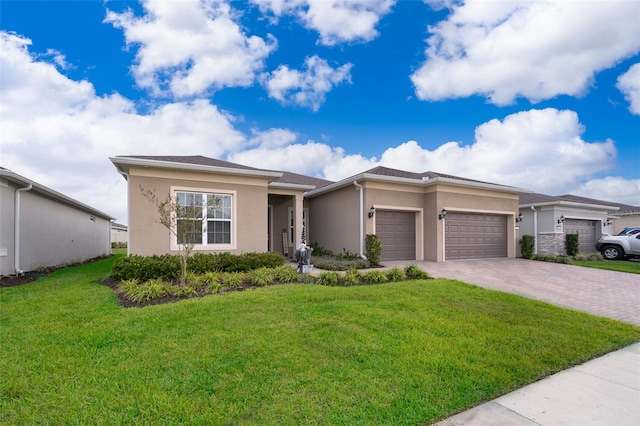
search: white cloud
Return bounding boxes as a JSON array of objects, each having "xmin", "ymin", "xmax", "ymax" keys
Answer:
[
  {"xmin": 248, "ymin": 128, "xmax": 298, "ymax": 148},
  {"xmin": 251, "ymin": 0, "xmax": 395, "ymax": 45},
  {"xmin": 105, "ymin": 0, "xmax": 275, "ymax": 97},
  {"xmin": 1, "ymin": 31, "xmax": 246, "ymax": 224},
  {"xmin": 616, "ymin": 63, "xmax": 640, "ymax": 115},
  {"xmin": 262, "ymin": 55, "xmax": 352, "ymax": 111},
  {"xmin": 411, "ymin": 0, "xmax": 640, "ymax": 105},
  {"xmin": 378, "ymin": 109, "xmax": 617, "ymax": 194},
  {"xmin": 228, "ymin": 108, "xmax": 634, "ymax": 203},
  {"xmin": 571, "ymin": 177, "xmax": 640, "ymax": 207}
]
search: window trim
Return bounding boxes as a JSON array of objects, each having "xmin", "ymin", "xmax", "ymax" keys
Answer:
[{"xmin": 170, "ymin": 186, "xmax": 237, "ymax": 251}]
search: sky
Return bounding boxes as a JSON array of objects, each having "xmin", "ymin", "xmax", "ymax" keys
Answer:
[{"xmin": 1, "ymin": 0, "xmax": 639, "ymax": 226}]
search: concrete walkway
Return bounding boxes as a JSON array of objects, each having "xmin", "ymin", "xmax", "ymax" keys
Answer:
[{"xmin": 379, "ymin": 258, "xmax": 640, "ymax": 425}]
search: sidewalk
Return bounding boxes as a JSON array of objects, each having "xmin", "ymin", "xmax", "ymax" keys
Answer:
[{"xmin": 434, "ymin": 343, "xmax": 640, "ymax": 426}]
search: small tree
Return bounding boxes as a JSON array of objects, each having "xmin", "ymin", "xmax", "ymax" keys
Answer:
[
  {"xmin": 140, "ymin": 186, "xmax": 219, "ymax": 286},
  {"xmin": 565, "ymin": 233, "xmax": 580, "ymax": 257}
]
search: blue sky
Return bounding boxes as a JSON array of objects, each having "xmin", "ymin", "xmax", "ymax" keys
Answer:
[{"xmin": 1, "ymin": 0, "xmax": 639, "ymax": 225}]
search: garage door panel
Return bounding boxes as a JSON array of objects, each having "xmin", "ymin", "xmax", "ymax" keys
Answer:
[
  {"xmin": 446, "ymin": 213, "xmax": 507, "ymax": 260},
  {"xmin": 564, "ymin": 219, "xmax": 597, "ymax": 253},
  {"xmin": 376, "ymin": 211, "xmax": 416, "ymax": 261}
]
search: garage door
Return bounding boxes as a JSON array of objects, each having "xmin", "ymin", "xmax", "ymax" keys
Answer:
[
  {"xmin": 376, "ymin": 211, "xmax": 416, "ymax": 261},
  {"xmin": 564, "ymin": 219, "xmax": 597, "ymax": 254},
  {"xmin": 445, "ymin": 213, "xmax": 507, "ymax": 260}
]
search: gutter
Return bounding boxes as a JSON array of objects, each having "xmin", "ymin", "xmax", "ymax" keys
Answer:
[
  {"xmin": 116, "ymin": 167, "xmax": 131, "ymax": 255},
  {"xmin": 531, "ymin": 206, "xmax": 538, "ymax": 254},
  {"xmin": 353, "ymin": 181, "xmax": 365, "ymax": 259},
  {"xmin": 14, "ymin": 184, "xmax": 32, "ymax": 275}
]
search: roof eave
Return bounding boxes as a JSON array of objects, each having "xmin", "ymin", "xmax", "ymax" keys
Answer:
[
  {"xmin": 519, "ymin": 200, "xmax": 621, "ymax": 211},
  {"xmin": 0, "ymin": 170, "xmax": 116, "ymax": 220},
  {"xmin": 110, "ymin": 156, "xmax": 283, "ymax": 179},
  {"xmin": 269, "ymin": 182, "xmax": 316, "ymax": 191}
]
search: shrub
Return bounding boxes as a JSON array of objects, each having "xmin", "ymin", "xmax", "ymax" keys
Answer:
[
  {"xmin": 274, "ymin": 266, "xmax": 300, "ymax": 283},
  {"xmin": 220, "ymin": 272, "xmax": 245, "ymax": 289},
  {"xmin": 119, "ymin": 278, "xmax": 169, "ymax": 303},
  {"xmin": 342, "ymin": 269, "xmax": 362, "ymax": 286},
  {"xmin": 111, "ymin": 254, "xmax": 180, "ymax": 281},
  {"xmin": 404, "ymin": 264, "xmax": 430, "ymax": 279},
  {"xmin": 531, "ymin": 254, "xmax": 572, "ymax": 264},
  {"xmin": 336, "ymin": 248, "xmax": 361, "ymax": 260},
  {"xmin": 247, "ymin": 268, "xmax": 275, "ymax": 287},
  {"xmin": 385, "ymin": 267, "xmax": 405, "ymax": 282},
  {"xmin": 565, "ymin": 233, "xmax": 580, "ymax": 257},
  {"xmin": 312, "ymin": 256, "xmax": 369, "ymax": 271},
  {"xmin": 574, "ymin": 252, "xmax": 603, "ymax": 261},
  {"xmin": 361, "ymin": 270, "xmax": 388, "ymax": 284},
  {"xmin": 308, "ymin": 241, "xmax": 333, "ymax": 257},
  {"xmin": 520, "ymin": 235, "xmax": 535, "ymax": 259},
  {"xmin": 365, "ymin": 234, "xmax": 383, "ymax": 266},
  {"xmin": 168, "ymin": 283, "xmax": 198, "ymax": 297},
  {"xmin": 316, "ymin": 271, "xmax": 341, "ymax": 286},
  {"xmin": 111, "ymin": 242, "xmax": 127, "ymax": 249},
  {"xmin": 201, "ymin": 272, "xmax": 223, "ymax": 294}
]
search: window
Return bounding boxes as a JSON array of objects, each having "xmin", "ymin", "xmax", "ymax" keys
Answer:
[
  {"xmin": 288, "ymin": 208, "xmax": 308, "ymax": 245},
  {"xmin": 175, "ymin": 191, "xmax": 233, "ymax": 246}
]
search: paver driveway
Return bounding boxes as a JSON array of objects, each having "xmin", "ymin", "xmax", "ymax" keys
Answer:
[{"xmin": 383, "ymin": 258, "xmax": 640, "ymax": 325}]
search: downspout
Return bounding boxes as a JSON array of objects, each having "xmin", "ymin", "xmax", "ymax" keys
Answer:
[
  {"xmin": 117, "ymin": 169, "xmax": 131, "ymax": 256},
  {"xmin": 14, "ymin": 184, "xmax": 33, "ymax": 275},
  {"xmin": 531, "ymin": 206, "xmax": 538, "ymax": 254},
  {"xmin": 353, "ymin": 181, "xmax": 365, "ymax": 258}
]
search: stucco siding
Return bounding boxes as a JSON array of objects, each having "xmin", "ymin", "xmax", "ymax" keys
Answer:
[
  {"xmin": 0, "ymin": 180, "xmax": 16, "ymax": 275},
  {"xmin": 307, "ymin": 185, "xmax": 360, "ymax": 255},
  {"xmin": 128, "ymin": 169, "xmax": 269, "ymax": 256},
  {"xmin": 0, "ymin": 183, "xmax": 112, "ymax": 275}
]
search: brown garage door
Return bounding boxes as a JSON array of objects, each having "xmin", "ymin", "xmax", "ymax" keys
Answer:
[
  {"xmin": 564, "ymin": 219, "xmax": 597, "ymax": 253},
  {"xmin": 445, "ymin": 213, "xmax": 507, "ymax": 259},
  {"xmin": 376, "ymin": 211, "xmax": 416, "ymax": 261}
]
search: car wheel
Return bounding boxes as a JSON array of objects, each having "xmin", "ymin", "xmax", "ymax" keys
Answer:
[{"xmin": 601, "ymin": 245, "xmax": 624, "ymax": 260}]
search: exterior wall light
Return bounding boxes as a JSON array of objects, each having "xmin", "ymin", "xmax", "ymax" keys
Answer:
[
  {"xmin": 605, "ymin": 218, "xmax": 612, "ymax": 226},
  {"xmin": 516, "ymin": 213, "xmax": 523, "ymax": 223},
  {"xmin": 368, "ymin": 205, "xmax": 376, "ymax": 218},
  {"xmin": 557, "ymin": 214, "xmax": 565, "ymax": 224},
  {"xmin": 439, "ymin": 208, "xmax": 447, "ymax": 220}
]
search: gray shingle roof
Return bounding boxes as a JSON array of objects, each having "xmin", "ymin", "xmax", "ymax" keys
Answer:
[
  {"xmin": 118, "ymin": 155, "xmax": 333, "ymax": 189},
  {"xmin": 520, "ymin": 192, "xmax": 640, "ymax": 213}
]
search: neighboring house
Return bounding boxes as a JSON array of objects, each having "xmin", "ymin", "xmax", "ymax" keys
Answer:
[
  {"xmin": 517, "ymin": 193, "xmax": 637, "ymax": 256},
  {"xmin": 110, "ymin": 156, "xmax": 527, "ymax": 262},
  {"xmin": 0, "ymin": 167, "xmax": 115, "ymax": 276},
  {"xmin": 555, "ymin": 195, "xmax": 639, "ymax": 236},
  {"xmin": 111, "ymin": 222, "xmax": 128, "ymax": 244}
]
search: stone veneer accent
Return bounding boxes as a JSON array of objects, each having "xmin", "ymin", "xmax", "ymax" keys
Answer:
[{"xmin": 538, "ymin": 232, "xmax": 566, "ymax": 256}]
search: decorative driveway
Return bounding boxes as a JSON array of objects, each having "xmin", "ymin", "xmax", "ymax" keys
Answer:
[{"xmin": 383, "ymin": 258, "xmax": 640, "ymax": 326}]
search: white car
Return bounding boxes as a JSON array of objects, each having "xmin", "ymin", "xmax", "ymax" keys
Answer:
[{"xmin": 595, "ymin": 232, "xmax": 640, "ymax": 260}]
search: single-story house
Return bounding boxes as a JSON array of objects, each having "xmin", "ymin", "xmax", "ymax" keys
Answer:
[
  {"xmin": 517, "ymin": 193, "xmax": 639, "ymax": 256},
  {"xmin": 0, "ymin": 167, "xmax": 115, "ymax": 276},
  {"xmin": 111, "ymin": 222, "xmax": 128, "ymax": 244},
  {"xmin": 110, "ymin": 155, "xmax": 528, "ymax": 262}
]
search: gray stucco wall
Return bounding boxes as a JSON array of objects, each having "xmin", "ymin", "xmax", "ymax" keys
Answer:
[{"xmin": 1, "ymin": 182, "xmax": 111, "ymax": 275}]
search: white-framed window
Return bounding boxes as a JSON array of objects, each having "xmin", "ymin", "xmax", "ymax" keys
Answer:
[
  {"xmin": 288, "ymin": 208, "xmax": 308, "ymax": 245},
  {"xmin": 174, "ymin": 189, "xmax": 234, "ymax": 248}
]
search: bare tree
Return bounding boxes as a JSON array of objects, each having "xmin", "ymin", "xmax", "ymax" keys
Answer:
[{"xmin": 140, "ymin": 185, "xmax": 220, "ymax": 285}]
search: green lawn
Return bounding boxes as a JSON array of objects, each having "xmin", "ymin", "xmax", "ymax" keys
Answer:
[
  {"xmin": 572, "ymin": 259, "xmax": 640, "ymax": 274},
  {"xmin": 2, "ymin": 256, "xmax": 639, "ymax": 425}
]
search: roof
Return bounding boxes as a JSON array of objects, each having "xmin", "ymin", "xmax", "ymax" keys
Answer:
[
  {"xmin": 110, "ymin": 155, "xmax": 333, "ymax": 190},
  {"xmin": 0, "ymin": 167, "xmax": 116, "ymax": 220},
  {"xmin": 519, "ymin": 192, "xmax": 639, "ymax": 213},
  {"xmin": 305, "ymin": 165, "xmax": 528, "ymax": 197}
]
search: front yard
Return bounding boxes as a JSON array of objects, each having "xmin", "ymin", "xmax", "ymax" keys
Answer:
[{"xmin": 1, "ymin": 255, "xmax": 639, "ymax": 425}]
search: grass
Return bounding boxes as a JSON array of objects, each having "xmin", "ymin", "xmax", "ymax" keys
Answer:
[
  {"xmin": 572, "ymin": 259, "xmax": 640, "ymax": 274},
  {"xmin": 1, "ymin": 255, "xmax": 639, "ymax": 425}
]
